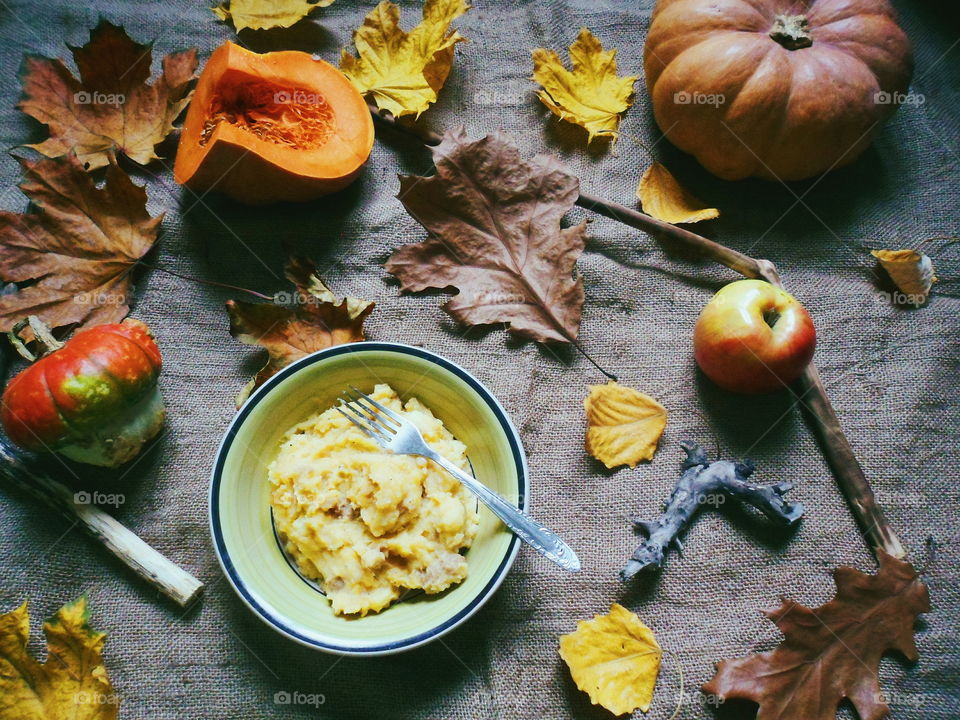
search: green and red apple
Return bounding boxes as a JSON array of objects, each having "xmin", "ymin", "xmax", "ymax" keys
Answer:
[{"xmin": 694, "ymin": 280, "xmax": 816, "ymax": 394}]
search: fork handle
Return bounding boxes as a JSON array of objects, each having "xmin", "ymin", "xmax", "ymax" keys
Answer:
[{"xmin": 426, "ymin": 452, "xmax": 580, "ymax": 572}]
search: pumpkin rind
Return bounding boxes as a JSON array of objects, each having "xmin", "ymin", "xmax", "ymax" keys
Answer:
[
  {"xmin": 1, "ymin": 318, "xmax": 164, "ymax": 467},
  {"xmin": 644, "ymin": 0, "xmax": 913, "ymax": 181},
  {"xmin": 174, "ymin": 42, "xmax": 375, "ymax": 204}
]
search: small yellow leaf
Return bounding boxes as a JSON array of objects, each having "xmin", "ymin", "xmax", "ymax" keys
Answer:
[
  {"xmin": 532, "ymin": 27, "xmax": 637, "ymax": 142},
  {"xmin": 213, "ymin": 0, "xmax": 335, "ymax": 32},
  {"xmin": 560, "ymin": 603, "xmax": 662, "ymax": 715},
  {"xmin": 638, "ymin": 162, "xmax": 719, "ymax": 224},
  {"xmin": 0, "ymin": 597, "xmax": 118, "ymax": 719},
  {"xmin": 340, "ymin": 0, "xmax": 469, "ymax": 118},
  {"xmin": 871, "ymin": 249, "xmax": 937, "ymax": 303},
  {"xmin": 585, "ymin": 381, "xmax": 667, "ymax": 469}
]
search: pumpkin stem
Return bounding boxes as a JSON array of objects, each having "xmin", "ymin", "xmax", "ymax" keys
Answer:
[
  {"xmin": 8, "ymin": 315, "xmax": 64, "ymax": 362},
  {"xmin": 769, "ymin": 14, "xmax": 813, "ymax": 50}
]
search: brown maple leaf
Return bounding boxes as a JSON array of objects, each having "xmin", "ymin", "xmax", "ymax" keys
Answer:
[
  {"xmin": 0, "ymin": 154, "xmax": 161, "ymax": 332},
  {"xmin": 385, "ymin": 128, "xmax": 587, "ymax": 344},
  {"xmin": 227, "ymin": 255, "xmax": 374, "ymax": 404},
  {"xmin": 19, "ymin": 20, "xmax": 198, "ymax": 170},
  {"xmin": 703, "ymin": 551, "xmax": 930, "ymax": 720}
]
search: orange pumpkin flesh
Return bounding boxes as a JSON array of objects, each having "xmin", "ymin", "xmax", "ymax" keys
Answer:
[
  {"xmin": 645, "ymin": 0, "xmax": 913, "ymax": 181},
  {"xmin": 174, "ymin": 42, "xmax": 374, "ymax": 204}
]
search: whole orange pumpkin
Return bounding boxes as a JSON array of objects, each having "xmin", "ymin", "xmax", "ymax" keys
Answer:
[
  {"xmin": 644, "ymin": 0, "xmax": 913, "ymax": 181},
  {"xmin": 1, "ymin": 317, "xmax": 164, "ymax": 467}
]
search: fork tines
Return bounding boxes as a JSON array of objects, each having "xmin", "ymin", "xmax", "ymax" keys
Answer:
[{"xmin": 335, "ymin": 387, "xmax": 402, "ymax": 444}]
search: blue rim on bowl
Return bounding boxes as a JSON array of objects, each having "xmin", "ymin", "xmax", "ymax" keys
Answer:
[{"xmin": 209, "ymin": 342, "xmax": 526, "ymax": 655}]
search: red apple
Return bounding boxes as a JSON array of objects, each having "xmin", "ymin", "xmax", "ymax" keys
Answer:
[{"xmin": 693, "ymin": 279, "xmax": 816, "ymax": 394}]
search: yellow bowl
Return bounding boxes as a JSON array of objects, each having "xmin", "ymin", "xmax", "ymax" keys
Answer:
[{"xmin": 209, "ymin": 342, "xmax": 525, "ymax": 655}]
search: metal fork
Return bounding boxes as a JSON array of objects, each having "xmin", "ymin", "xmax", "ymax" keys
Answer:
[{"xmin": 336, "ymin": 387, "xmax": 580, "ymax": 572}]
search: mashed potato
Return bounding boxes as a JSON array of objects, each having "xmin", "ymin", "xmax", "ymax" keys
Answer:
[{"xmin": 269, "ymin": 383, "xmax": 479, "ymax": 616}]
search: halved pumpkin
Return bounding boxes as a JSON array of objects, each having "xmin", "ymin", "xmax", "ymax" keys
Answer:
[{"xmin": 174, "ymin": 42, "xmax": 374, "ymax": 204}]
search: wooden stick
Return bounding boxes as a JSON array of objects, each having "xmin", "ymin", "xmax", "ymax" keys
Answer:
[
  {"xmin": 793, "ymin": 364, "xmax": 906, "ymax": 557},
  {"xmin": 369, "ymin": 105, "xmax": 906, "ymax": 560},
  {"xmin": 0, "ymin": 444, "xmax": 205, "ymax": 607}
]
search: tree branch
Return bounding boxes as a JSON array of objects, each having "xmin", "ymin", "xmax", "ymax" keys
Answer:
[{"xmin": 623, "ymin": 442, "xmax": 803, "ymax": 578}]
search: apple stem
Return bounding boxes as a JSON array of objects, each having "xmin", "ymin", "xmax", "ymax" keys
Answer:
[{"xmin": 370, "ymin": 107, "xmax": 905, "ymax": 564}]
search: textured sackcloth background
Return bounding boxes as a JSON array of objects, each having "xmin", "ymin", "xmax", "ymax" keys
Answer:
[{"xmin": 0, "ymin": 1, "xmax": 957, "ymax": 718}]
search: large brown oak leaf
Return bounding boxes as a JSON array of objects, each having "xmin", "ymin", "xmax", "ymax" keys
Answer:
[
  {"xmin": 227, "ymin": 254, "xmax": 374, "ymax": 404},
  {"xmin": 19, "ymin": 20, "xmax": 198, "ymax": 170},
  {"xmin": 703, "ymin": 551, "xmax": 930, "ymax": 720},
  {"xmin": 0, "ymin": 154, "xmax": 161, "ymax": 333},
  {"xmin": 385, "ymin": 128, "xmax": 587, "ymax": 344}
]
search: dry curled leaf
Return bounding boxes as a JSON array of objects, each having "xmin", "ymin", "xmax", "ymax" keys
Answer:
[
  {"xmin": 871, "ymin": 248, "xmax": 936, "ymax": 303},
  {"xmin": 19, "ymin": 20, "xmax": 197, "ymax": 170},
  {"xmin": 638, "ymin": 163, "xmax": 719, "ymax": 224},
  {"xmin": 386, "ymin": 128, "xmax": 586, "ymax": 344},
  {"xmin": 704, "ymin": 551, "xmax": 930, "ymax": 720},
  {"xmin": 559, "ymin": 603, "xmax": 662, "ymax": 715},
  {"xmin": 213, "ymin": 0, "xmax": 335, "ymax": 31},
  {"xmin": 227, "ymin": 255, "xmax": 374, "ymax": 404},
  {"xmin": 532, "ymin": 27, "xmax": 637, "ymax": 143},
  {"xmin": 584, "ymin": 381, "xmax": 667, "ymax": 469},
  {"xmin": 0, "ymin": 596, "xmax": 117, "ymax": 719},
  {"xmin": 340, "ymin": 0, "xmax": 469, "ymax": 118},
  {"xmin": 0, "ymin": 154, "xmax": 160, "ymax": 333}
]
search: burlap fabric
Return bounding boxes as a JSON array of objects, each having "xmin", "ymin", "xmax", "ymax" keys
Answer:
[{"xmin": 0, "ymin": 1, "xmax": 956, "ymax": 718}]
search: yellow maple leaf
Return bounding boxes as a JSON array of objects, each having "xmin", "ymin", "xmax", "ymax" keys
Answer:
[
  {"xmin": 340, "ymin": 0, "xmax": 469, "ymax": 118},
  {"xmin": 560, "ymin": 603, "xmax": 662, "ymax": 715},
  {"xmin": 871, "ymin": 248, "xmax": 937, "ymax": 303},
  {"xmin": 213, "ymin": 0, "xmax": 335, "ymax": 32},
  {"xmin": 584, "ymin": 381, "xmax": 667, "ymax": 469},
  {"xmin": 532, "ymin": 28, "xmax": 637, "ymax": 142},
  {"xmin": 638, "ymin": 162, "xmax": 719, "ymax": 224},
  {"xmin": 0, "ymin": 597, "xmax": 117, "ymax": 719}
]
